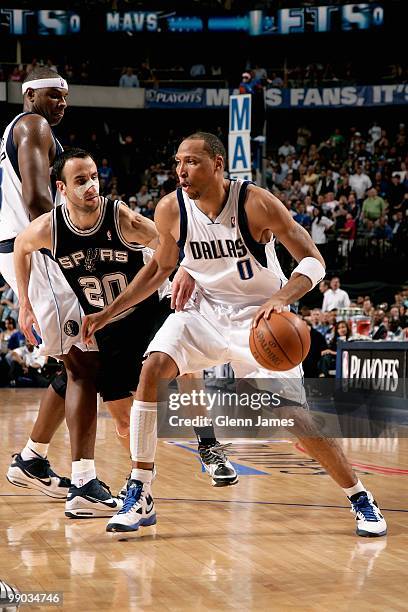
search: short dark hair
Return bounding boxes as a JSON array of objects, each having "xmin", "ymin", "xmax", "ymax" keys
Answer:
[
  {"xmin": 23, "ymin": 66, "xmax": 63, "ymax": 85},
  {"xmin": 5, "ymin": 316, "xmax": 16, "ymax": 328},
  {"xmin": 53, "ymin": 148, "xmax": 95, "ymax": 181},
  {"xmin": 183, "ymin": 132, "xmax": 226, "ymax": 161}
]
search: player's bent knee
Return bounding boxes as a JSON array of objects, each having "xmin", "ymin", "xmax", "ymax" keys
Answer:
[{"xmin": 140, "ymin": 351, "xmax": 178, "ymax": 383}]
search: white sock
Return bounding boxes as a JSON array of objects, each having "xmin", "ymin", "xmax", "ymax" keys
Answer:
[
  {"xmin": 343, "ymin": 479, "xmax": 366, "ymax": 498},
  {"xmin": 21, "ymin": 438, "xmax": 49, "ymax": 461},
  {"xmin": 131, "ymin": 468, "xmax": 153, "ymax": 484},
  {"xmin": 71, "ymin": 459, "xmax": 96, "ymax": 488},
  {"xmin": 130, "ymin": 400, "xmax": 157, "ymax": 464}
]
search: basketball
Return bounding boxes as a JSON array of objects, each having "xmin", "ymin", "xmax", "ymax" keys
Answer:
[{"xmin": 249, "ymin": 311, "xmax": 311, "ymax": 371}]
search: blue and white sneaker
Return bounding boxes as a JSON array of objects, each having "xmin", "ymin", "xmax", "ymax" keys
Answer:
[
  {"xmin": 349, "ymin": 491, "xmax": 387, "ymax": 537},
  {"xmin": 7, "ymin": 452, "xmax": 70, "ymax": 499},
  {"xmin": 117, "ymin": 466, "xmax": 157, "ymax": 500},
  {"xmin": 107, "ymin": 480, "xmax": 156, "ymax": 533},
  {"xmin": 65, "ymin": 478, "xmax": 123, "ymax": 518}
]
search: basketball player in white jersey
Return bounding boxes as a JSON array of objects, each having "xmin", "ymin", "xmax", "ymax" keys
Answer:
[
  {"xmin": 0, "ymin": 68, "xmax": 122, "ymax": 516},
  {"xmin": 83, "ymin": 132, "xmax": 387, "ymax": 537}
]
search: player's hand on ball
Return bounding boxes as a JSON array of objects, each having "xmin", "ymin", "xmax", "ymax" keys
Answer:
[
  {"xmin": 171, "ymin": 267, "xmax": 195, "ymax": 311},
  {"xmin": 253, "ymin": 297, "xmax": 288, "ymax": 327},
  {"xmin": 81, "ymin": 311, "xmax": 107, "ymax": 344}
]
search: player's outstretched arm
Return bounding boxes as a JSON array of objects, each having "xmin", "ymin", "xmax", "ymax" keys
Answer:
[
  {"xmin": 82, "ymin": 195, "xmax": 180, "ymax": 343},
  {"xmin": 14, "ymin": 215, "xmax": 52, "ymax": 344},
  {"xmin": 247, "ymin": 187, "xmax": 326, "ymax": 325},
  {"xmin": 14, "ymin": 115, "xmax": 56, "ymax": 219}
]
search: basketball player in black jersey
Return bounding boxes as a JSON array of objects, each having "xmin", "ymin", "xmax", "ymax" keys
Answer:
[
  {"xmin": 14, "ymin": 149, "xmax": 237, "ymax": 518},
  {"xmin": 1, "ymin": 68, "xmax": 112, "ymax": 509}
]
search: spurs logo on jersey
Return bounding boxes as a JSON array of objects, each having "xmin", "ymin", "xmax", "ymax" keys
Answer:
[
  {"xmin": 57, "ymin": 248, "xmax": 129, "ymax": 271},
  {"xmin": 0, "ymin": 112, "xmax": 63, "ymax": 241},
  {"xmin": 177, "ymin": 179, "xmax": 288, "ymax": 307},
  {"xmin": 52, "ymin": 197, "xmax": 158, "ymax": 322}
]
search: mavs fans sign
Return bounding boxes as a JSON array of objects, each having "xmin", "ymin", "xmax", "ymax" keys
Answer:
[{"xmin": 229, "ymin": 95, "xmax": 251, "ymax": 181}]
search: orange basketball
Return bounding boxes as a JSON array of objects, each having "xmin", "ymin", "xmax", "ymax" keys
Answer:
[{"xmin": 249, "ymin": 311, "xmax": 311, "ymax": 371}]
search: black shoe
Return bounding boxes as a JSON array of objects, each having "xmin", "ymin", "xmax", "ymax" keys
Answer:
[
  {"xmin": 198, "ymin": 442, "xmax": 239, "ymax": 487},
  {"xmin": 7, "ymin": 452, "xmax": 71, "ymax": 499},
  {"xmin": 65, "ymin": 478, "xmax": 123, "ymax": 518}
]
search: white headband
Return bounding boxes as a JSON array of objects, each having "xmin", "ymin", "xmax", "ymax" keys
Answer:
[{"xmin": 22, "ymin": 77, "xmax": 68, "ymax": 95}]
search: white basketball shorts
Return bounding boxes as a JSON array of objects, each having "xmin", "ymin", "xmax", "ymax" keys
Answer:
[
  {"xmin": 146, "ymin": 295, "xmax": 305, "ymax": 404},
  {"xmin": 0, "ymin": 249, "xmax": 98, "ymax": 357}
]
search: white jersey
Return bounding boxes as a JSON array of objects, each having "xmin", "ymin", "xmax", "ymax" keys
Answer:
[
  {"xmin": 0, "ymin": 112, "xmax": 64, "ymax": 240},
  {"xmin": 0, "ymin": 112, "xmax": 95, "ymax": 357},
  {"xmin": 178, "ymin": 179, "xmax": 287, "ymax": 307}
]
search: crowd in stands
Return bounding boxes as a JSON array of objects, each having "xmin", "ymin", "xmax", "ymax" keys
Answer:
[
  {"xmin": 1, "ymin": 57, "xmax": 406, "ymax": 89},
  {"xmin": 302, "ymin": 277, "xmax": 408, "ymax": 377}
]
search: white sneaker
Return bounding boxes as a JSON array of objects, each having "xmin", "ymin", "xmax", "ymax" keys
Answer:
[
  {"xmin": 65, "ymin": 478, "xmax": 123, "ymax": 519},
  {"xmin": 349, "ymin": 491, "xmax": 387, "ymax": 537},
  {"xmin": 106, "ymin": 480, "xmax": 156, "ymax": 533}
]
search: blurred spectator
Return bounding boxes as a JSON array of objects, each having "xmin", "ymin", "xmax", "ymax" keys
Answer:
[
  {"xmin": 98, "ymin": 158, "xmax": 113, "ymax": 190},
  {"xmin": 128, "ymin": 196, "xmax": 140, "ymax": 212},
  {"xmin": 374, "ymin": 216, "xmax": 393, "ymax": 240},
  {"xmin": 119, "ymin": 67, "xmax": 140, "ymax": 88},
  {"xmin": 322, "ymin": 277, "xmax": 351, "ymax": 311},
  {"xmin": 1, "ymin": 286, "xmax": 19, "ymax": 322},
  {"xmin": 0, "ymin": 317, "xmax": 17, "ymax": 354},
  {"xmin": 361, "ymin": 187, "xmax": 386, "ymax": 222},
  {"xmin": 9, "ymin": 343, "xmax": 48, "ymax": 388},
  {"xmin": 190, "ymin": 63, "xmax": 206, "ymax": 78},
  {"xmin": 302, "ymin": 320, "xmax": 327, "ymax": 378},
  {"xmin": 349, "ymin": 166, "xmax": 372, "ymax": 202},
  {"xmin": 311, "ymin": 208, "xmax": 334, "ymax": 260},
  {"xmin": 9, "ymin": 65, "xmax": 25, "ymax": 82},
  {"xmin": 338, "ymin": 212, "xmax": 356, "ymax": 258},
  {"xmin": 319, "ymin": 320, "xmax": 351, "ymax": 378},
  {"xmin": 386, "ymin": 174, "xmax": 407, "ymax": 215}
]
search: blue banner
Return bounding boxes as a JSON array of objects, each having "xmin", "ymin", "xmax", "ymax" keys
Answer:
[{"xmin": 145, "ymin": 85, "xmax": 408, "ymax": 109}]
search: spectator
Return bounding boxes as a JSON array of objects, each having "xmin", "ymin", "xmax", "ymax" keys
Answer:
[
  {"xmin": 293, "ymin": 202, "xmax": 311, "ymax": 229},
  {"xmin": 136, "ymin": 184, "xmax": 151, "ymax": 210},
  {"xmin": 278, "ymin": 139, "xmax": 296, "ymax": 158},
  {"xmin": 0, "ymin": 317, "xmax": 17, "ymax": 354},
  {"xmin": 319, "ymin": 320, "xmax": 351, "ymax": 377},
  {"xmin": 349, "ymin": 166, "xmax": 372, "ymax": 202},
  {"xmin": 311, "ymin": 208, "xmax": 334, "ymax": 260},
  {"xmin": 1, "ymin": 286, "xmax": 19, "ymax": 322},
  {"xmin": 339, "ymin": 212, "xmax": 356, "ymax": 258},
  {"xmin": 362, "ymin": 298, "xmax": 373, "ymax": 317},
  {"xmin": 374, "ymin": 216, "xmax": 393, "ymax": 240},
  {"xmin": 128, "ymin": 196, "xmax": 140, "ymax": 212},
  {"xmin": 190, "ymin": 63, "xmax": 206, "ymax": 78},
  {"xmin": 361, "ymin": 187, "xmax": 387, "ymax": 222},
  {"xmin": 386, "ymin": 174, "xmax": 407, "ymax": 215},
  {"xmin": 119, "ymin": 67, "xmax": 140, "ymax": 88},
  {"xmin": 98, "ymin": 158, "xmax": 113, "ymax": 190},
  {"xmin": 322, "ymin": 277, "xmax": 351, "ymax": 311},
  {"xmin": 319, "ymin": 280, "xmax": 330, "ymax": 304},
  {"xmin": 9, "ymin": 343, "xmax": 48, "ymax": 388},
  {"xmin": 302, "ymin": 321, "xmax": 328, "ymax": 378}
]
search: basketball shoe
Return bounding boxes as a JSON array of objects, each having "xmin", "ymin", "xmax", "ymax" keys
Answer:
[
  {"xmin": 106, "ymin": 480, "xmax": 156, "ymax": 533},
  {"xmin": 117, "ymin": 466, "xmax": 157, "ymax": 500},
  {"xmin": 349, "ymin": 491, "xmax": 387, "ymax": 537},
  {"xmin": 198, "ymin": 442, "xmax": 238, "ymax": 487},
  {"xmin": 6, "ymin": 452, "xmax": 70, "ymax": 499},
  {"xmin": 65, "ymin": 478, "xmax": 123, "ymax": 518}
]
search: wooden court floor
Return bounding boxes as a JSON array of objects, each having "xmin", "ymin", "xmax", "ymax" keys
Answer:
[{"xmin": 0, "ymin": 388, "xmax": 407, "ymax": 612}]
